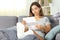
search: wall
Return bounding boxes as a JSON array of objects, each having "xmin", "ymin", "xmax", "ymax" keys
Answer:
[
  {"xmin": 0, "ymin": 0, "xmax": 38, "ymax": 17},
  {"xmin": 50, "ymin": 0, "xmax": 60, "ymax": 15},
  {"xmin": 0, "ymin": 0, "xmax": 17, "ymax": 16}
]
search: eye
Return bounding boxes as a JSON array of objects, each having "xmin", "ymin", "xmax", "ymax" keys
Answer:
[
  {"xmin": 35, "ymin": 7, "xmax": 38, "ymax": 10},
  {"xmin": 31, "ymin": 5, "xmax": 39, "ymax": 11}
]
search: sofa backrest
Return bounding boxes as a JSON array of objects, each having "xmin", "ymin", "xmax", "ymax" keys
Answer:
[
  {"xmin": 18, "ymin": 16, "xmax": 59, "ymax": 28},
  {"xmin": 0, "ymin": 16, "xmax": 18, "ymax": 29},
  {"xmin": 18, "ymin": 16, "xmax": 28, "ymax": 22},
  {"xmin": 45, "ymin": 15, "xmax": 59, "ymax": 28}
]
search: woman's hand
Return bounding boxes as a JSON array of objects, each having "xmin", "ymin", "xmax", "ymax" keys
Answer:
[
  {"xmin": 36, "ymin": 24, "xmax": 44, "ymax": 31},
  {"xmin": 22, "ymin": 20, "xmax": 26, "ymax": 26},
  {"xmin": 21, "ymin": 20, "xmax": 29, "ymax": 32},
  {"xmin": 36, "ymin": 24, "xmax": 51, "ymax": 33}
]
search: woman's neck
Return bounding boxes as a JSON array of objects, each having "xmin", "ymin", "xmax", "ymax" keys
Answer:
[
  {"xmin": 35, "ymin": 15, "xmax": 40, "ymax": 18},
  {"xmin": 35, "ymin": 15, "xmax": 42, "ymax": 20}
]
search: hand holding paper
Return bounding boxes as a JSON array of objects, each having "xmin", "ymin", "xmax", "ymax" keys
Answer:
[
  {"xmin": 23, "ymin": 17, "xmax": 38, "ymax": 30},
  {"xmin": 23, "ymin": 17, "xmax": 35, "ymax": 23},
  {"xmin": 22, "ymin": 20, "xmax": 26, "ymax": 26}
]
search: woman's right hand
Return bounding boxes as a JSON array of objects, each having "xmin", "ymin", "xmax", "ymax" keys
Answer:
[
  {"xmin": 21, "ymin": 20, "xmax": 26, "ymax": 26},
  {"xmin": 21, "ymin": 20, "xmax": 28, "ymax": 32}
]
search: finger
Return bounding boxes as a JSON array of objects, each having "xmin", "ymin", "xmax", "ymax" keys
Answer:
[{"xmin": 22, "ymin": 20, "xmax": 26, "ymax": 25}]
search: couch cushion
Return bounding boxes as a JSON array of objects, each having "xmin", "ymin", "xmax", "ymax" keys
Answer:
[
  {"xmin": 0, "ymin": 26, "xmax": 17, "ymax": 40},
  {"xmin": 45, "ymin": 15, "xmax": 59, "ymax": 28},
  {"xmin": 45, "ymin": 25, "xmax": 60, "ymax": 40},
  {"xmin": 56, "ymin": 33, "xmax": 60, "ymax": 40},
  {"xmin": 0, "ymin": 16, "xmax": 18, "ymax": 29}
]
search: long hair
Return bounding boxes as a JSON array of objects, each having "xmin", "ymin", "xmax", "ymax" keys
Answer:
[{"xmin": 29, "ymin": 2, "xmax": 44, "ymax": 17}]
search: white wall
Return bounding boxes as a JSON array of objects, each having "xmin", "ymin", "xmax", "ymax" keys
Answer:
[
  {"xmin": 0, "ymin": 0, "xmax": 17, "ymax": 16},
  {"xmin": 50, "ymin": 0, "xmax": 60, "ymax": 15},
  {"xmin": 17, "ymin": 0, "xmax": 38, "ymax": 16},
  {"xmin": 0, "ymin": 0, "xmax": 38, "ymax": 16}
]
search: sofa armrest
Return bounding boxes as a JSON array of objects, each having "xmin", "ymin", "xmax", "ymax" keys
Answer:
[{"xmin": 56, "ymin": 33, "xmax": 60, "ymax": 40}]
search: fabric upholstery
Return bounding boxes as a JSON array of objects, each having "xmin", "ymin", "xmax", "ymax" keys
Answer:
[
  {"xmin": 0, "ymin": 26, "xmax": 17, "ymax": 40},
  {"xmin": 45, "ymin": 25, "xmax": 60, "ymax": 40},
  {"xmin": 45, "ymin": 15, "xmax": 59, "ymax": 28},
  {"xmin": 0, "ymin": 16, "xmax": 18, "ymax": 29},
  {"xmin": 18, "ymin": 16, "xmax": 28, "ymax": 22},
  {"xmin": 56, "ymin": 33, "xmax": 60, "ymax": 40}
]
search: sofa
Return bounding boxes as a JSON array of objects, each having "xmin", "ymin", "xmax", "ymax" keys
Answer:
[
  {"xmin": 0, "ymin": 16, "xmax": 60, "ymax": 40},
  {"xmin": 0, "ymin": 16, "xmax": 18, "ymax": 40},
  {"xmin": 18, "ymin": 15, "xmax": 60, "ymax": 40}
]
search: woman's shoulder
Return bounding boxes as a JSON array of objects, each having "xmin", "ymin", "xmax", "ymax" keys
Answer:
[
  {"xmin": 42, "ymin": 17, "xmax": 49, "ymax": 20},
  {"xmin": 42, "ymin": 17, "xmax": 48, "ymax": 19}
]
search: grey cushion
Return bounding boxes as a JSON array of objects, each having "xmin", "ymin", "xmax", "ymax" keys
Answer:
[
  {"xmin": 45, "ymin": 15, "xmax": 59, "ymax": 28},
  {"xmin": 20, "ymin": 35, "xmax": 39, "ymax": 40},
  {"xmin": 56, "ymin": 33, "xmax": 60, "ymax": 40},
  {"xmin": 0, "ymin": 32, "xmax": 8, "ymax": 40},
  {"xmin": 0, "ymin": 16, "xmax": 18, "ymax": 29},
  {"xmin": 18, "ymin": 16, "xmax": 28, "ymax": 22},
  {"xmin": 0, "ymin": 26, "xmax": 17, "ymax": 40}
]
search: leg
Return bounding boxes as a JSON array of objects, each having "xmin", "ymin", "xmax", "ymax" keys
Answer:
[{"xmin": 32, "ymin": 30, "xmax": 44, "ymax": 40}]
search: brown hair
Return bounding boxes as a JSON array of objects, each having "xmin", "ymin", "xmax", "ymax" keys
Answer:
[{"xmin": 29, "ymin": 2, "xmax": 44, "ymax": 17}]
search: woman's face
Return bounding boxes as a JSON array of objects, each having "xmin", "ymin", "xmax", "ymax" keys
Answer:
[{"xmin": 31, "ymin": 5, "xmax": 40, "ymax": 15}]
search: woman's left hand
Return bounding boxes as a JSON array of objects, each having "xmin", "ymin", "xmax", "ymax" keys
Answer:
[{"xmin": 36, "ymin": 24, "xmax": 43, "ymax": 30}]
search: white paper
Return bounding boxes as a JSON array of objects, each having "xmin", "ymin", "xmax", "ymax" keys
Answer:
[
  {"xmin": 23, "ymin": 17, "xmax": 35, "ymax": 23},
  {"xmin": 23, "ymin": 17, "xmax": 38, "ymax": 30}
]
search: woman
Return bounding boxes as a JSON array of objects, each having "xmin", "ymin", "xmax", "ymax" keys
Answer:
[{"xmin": 22, "ymin": 2, "xmax": 51, "ymax": 40}]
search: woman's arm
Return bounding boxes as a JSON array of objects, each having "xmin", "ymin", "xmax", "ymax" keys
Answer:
[
  {"xmin": 36, "ymin": 17, "xmax": 51, "ymax": 33},
  {"xmin": 32, "ymin": 30, "xmax": 44, "ymax": 40},
  {"xmin": 21, "ymin": 20, "xmax": 29, "ymax": 32},
  {"xmin": 24, "ymin": 25, "xmax": 29, "ymax": 32},
  {"xmin": 36, "ymin": 24, "xmax": 51, "ymax": 33},
  {"xmin": 43, "ymin": 24, "xmax": 51, "ymax": 33}
]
